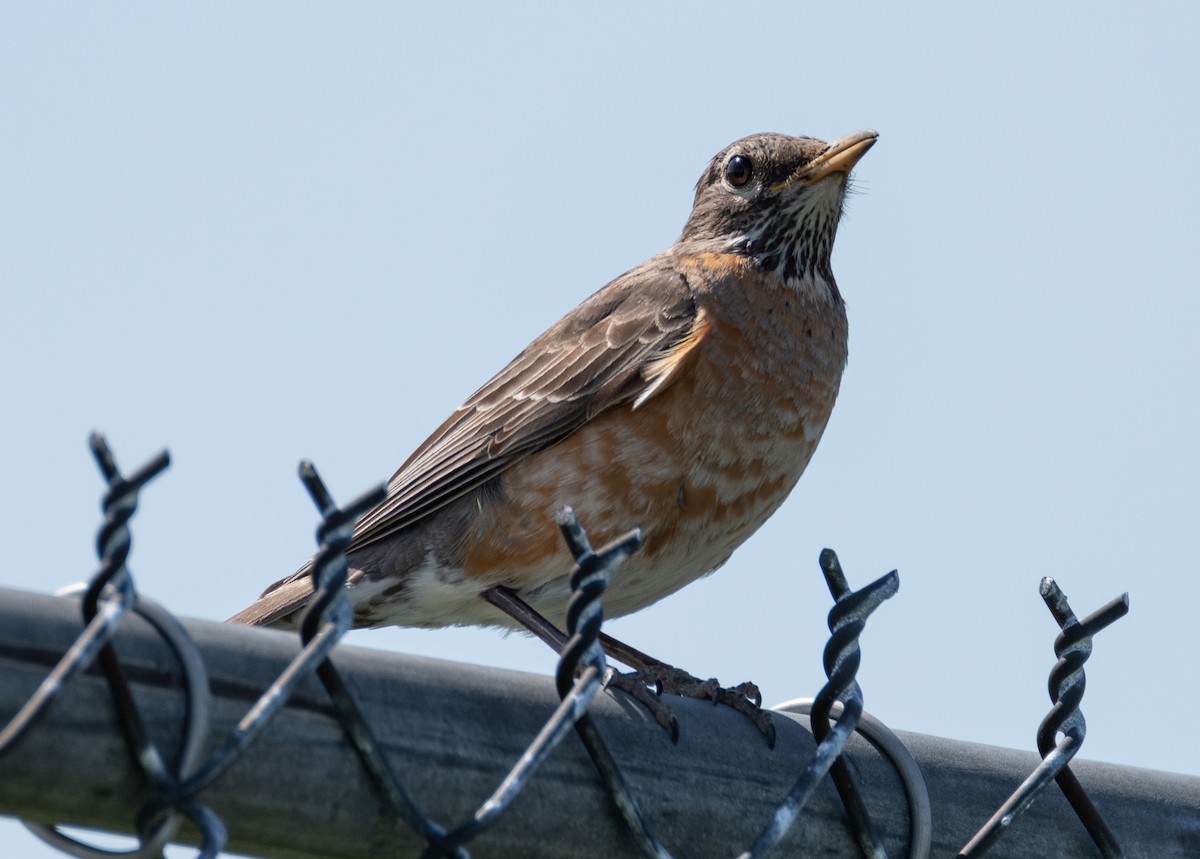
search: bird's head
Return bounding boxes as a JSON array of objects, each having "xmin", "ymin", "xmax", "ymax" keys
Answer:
[{"xmin": 680, "ymin": 130, "xmax": 877, "ymax": 293}]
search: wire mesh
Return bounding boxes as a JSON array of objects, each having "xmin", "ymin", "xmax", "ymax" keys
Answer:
[{"xmin": 0, "ymin": 434, "xmax": 1140, "ymax": 859}]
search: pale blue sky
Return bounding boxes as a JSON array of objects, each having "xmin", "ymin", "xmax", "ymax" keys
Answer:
[{"xmin": 2, "ymin": 4, "xmax": 1197, "ymax": 856}]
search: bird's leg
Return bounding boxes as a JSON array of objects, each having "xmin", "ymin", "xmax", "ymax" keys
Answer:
[
  {"xmin": 599, "ymin": 631, "xmax": 775, "ymax": 747},
  {"xmin": 481, "ymin": 586, "xmax": 774, "ymax": 746},
  {"xmin": 482, "ymin": 586, "xmax": 568, "ymax": 650},
  {"xmin": 482, "ymin": 586, "xmax": 682, "ymax": 738}
]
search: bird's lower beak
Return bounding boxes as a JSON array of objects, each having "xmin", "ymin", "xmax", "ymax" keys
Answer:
[{"xmin": 792, "ymin": 130, "xmax": 878, "ymax": 187}]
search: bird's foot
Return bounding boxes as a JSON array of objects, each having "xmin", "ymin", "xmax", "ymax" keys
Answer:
[
  {"xmin": 603, "ymin": 661, "xmax": 775, "ymax": 747},
  {"xmin": 478, "ymin": 591, "xmax": 777, "ymax": 745}
]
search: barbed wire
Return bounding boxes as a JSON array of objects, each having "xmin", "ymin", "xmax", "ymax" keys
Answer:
[{"xmin": 0, "ymin": 434, "xmax": 1137, "ymax": 858}]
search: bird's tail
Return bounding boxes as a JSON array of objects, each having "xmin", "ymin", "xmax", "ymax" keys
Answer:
[{"xmin": 227, "ymin": 563, "xmax": 315, "ymax": 629}]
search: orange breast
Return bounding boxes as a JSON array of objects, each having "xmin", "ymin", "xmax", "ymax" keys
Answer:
[{"xmin": 461, "ymin": 253, "xmax": 849, "ymax": 620}]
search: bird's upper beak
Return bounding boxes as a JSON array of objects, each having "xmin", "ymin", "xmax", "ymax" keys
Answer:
[{"xmin": 778, "ymin": 130, "xmax": 878, "ymax": 189}]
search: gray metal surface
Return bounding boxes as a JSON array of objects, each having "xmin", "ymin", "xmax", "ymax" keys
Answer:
[{"xmin": 0, "ymin": 587, "xmax": 1196, "ymax": 858}]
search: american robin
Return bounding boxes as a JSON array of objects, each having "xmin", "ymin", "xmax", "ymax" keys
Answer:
[{"xmin": 231, "ymin": 129, "xmax": 877, "ymax": 741}]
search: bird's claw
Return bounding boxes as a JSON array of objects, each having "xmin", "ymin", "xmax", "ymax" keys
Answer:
[
  {"xmin": 604, "ymin": 668, "xmax": 680, "ymax": 742},
  {"xmin": 603, "ymin": 664, "xmax": 775, "ymax": 747}
]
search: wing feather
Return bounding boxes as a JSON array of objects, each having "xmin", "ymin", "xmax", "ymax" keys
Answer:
[{"xmin": 344, "ymin": 257, "xmax": 703, "ymax": 554}]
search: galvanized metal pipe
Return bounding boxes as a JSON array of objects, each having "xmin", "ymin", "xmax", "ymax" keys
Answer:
[{"xmin": 0, "ymin": 587, "xmax": 1196, "ymax": 859}]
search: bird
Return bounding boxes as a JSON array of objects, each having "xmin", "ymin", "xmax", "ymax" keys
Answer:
[{"xmin": 230, "ymin": 129, "xmax": 877, "ymax": 740}]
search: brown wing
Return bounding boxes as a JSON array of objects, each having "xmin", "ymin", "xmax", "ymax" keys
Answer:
[
  {"xmin": 232, "ymin": 255, "xmax": 707, "ymax": 623},
  {"xmin": 345, "ymin": 255, "xmax": 703, "ymax": 554}
]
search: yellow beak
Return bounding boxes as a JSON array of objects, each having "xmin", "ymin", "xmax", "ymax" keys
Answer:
[{"xmin": 779, "ymin": 129, "xmax": 878, "ymax": 189}]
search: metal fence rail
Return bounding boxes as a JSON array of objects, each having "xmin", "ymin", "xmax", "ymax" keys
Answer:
[
  {"xmin": 0, "ymin": 435, "xmax": 1197, "ymax": 859},
  {"xmin": 1, "ymin": 588, "xmax": 1198, "ymax": 858}
]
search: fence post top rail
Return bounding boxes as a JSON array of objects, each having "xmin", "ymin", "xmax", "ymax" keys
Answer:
[{"xmin": 2, "ymin": 586, "xmax": 1197, "ymax": 859}]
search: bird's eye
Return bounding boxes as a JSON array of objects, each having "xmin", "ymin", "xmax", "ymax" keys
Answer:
[{"xmin": 724, "ymin": 154, "xmax": 753, "ymax": 188}]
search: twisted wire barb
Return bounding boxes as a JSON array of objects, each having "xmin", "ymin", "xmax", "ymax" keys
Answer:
[
  {"xmin": 958, "ymin": 578, "xmax": 1129, "ymax": 858},
  {"xmin": 129, "ymin": 458, "xmax": 401, "ymax": 858},
  {"xmin": 0, "ymin": 435, "xmax": 167, "ymax": 756},
  {"xmin": 740, "ymin": 550, "xmax": 899, "ymax": 859},
  {"xmin": 83, "ymin": 434, "xmax": 173, "ymax": 785},
  {"xmin": 550, "ymin": 509, "xmax": 672, "ymax": 859},
  {"xmin": 82, "ymin": 436, "xmax": 224, "ymax": 859},
  {"xmin": 421, "ymin": 506, "xmax": 647, "ymax": 858},
  {"xmin": 282, "ymin": 463, "xmax": 460, "ymax": 853},
  {"xmin": 1036, "ymin": 579, "xmax": 1128, "ymax": 858},
  {"xmin": 8, "ymin": 434, "xmax": 226, "ymax": 859},
  {"xmin": 808, "ymin": 549, "xmax": 897, "ymax": 859}
]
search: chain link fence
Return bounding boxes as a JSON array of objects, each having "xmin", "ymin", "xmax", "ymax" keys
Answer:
[{"xmin": 1, "ymin": 434, "xmax": 1196, "ymax": 858}]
